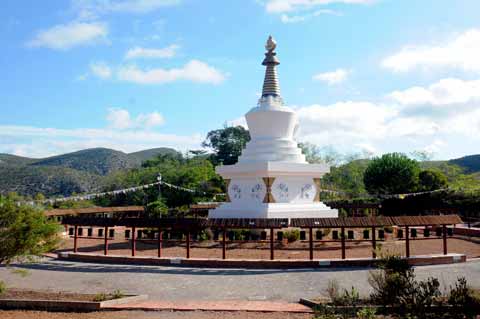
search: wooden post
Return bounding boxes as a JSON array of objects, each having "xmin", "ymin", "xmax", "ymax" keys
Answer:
[
  {"xmin": 309, "ymin": 227, "xmax": 314, "ymax": 260},
  {"xmin": 405, "ymin": 226, "xmax": 410, "ymax": 258},
  {"xmin": 270, "ymin": 228, "xmax": 274, "ymax": 260},
  {"xmin": 222, "ymin": 228, "xmax": 226, "ymax": 259},
  {"xmin": 73, "ymin": 225, "xmax": 78, "ymax": 253},
  {"xmin": 341, "ymin": 227, "xmax": 346, "ymax": 259},
  {"xmin": 104, "ymin": 226, "xmax": 108, "ymax": 256},
  {"xmin": 372, "ymin": 226, "xmax": 376, "ymax": 259},
  {"xmin": 131, "ymin": 226, "xmax": 136, "ymax": 257},
  {"xmin": 186, "ymin": 231, "xmax": 191, "ymax": 259},
  {"xmin": 157, "ymin": 227, "xmax": 162, "ymax": 258},
  {"xmin": 443, "ymin": 225, "xmax": 448, "ymax": 255}
]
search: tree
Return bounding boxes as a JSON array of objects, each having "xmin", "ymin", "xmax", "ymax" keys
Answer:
[
  {"xmin": 418, "ymin": 169, "xmax": 448, "ymax": 191},
  {"xmin": 323, "ymin": 159, "xmax": 369, "ymax": 198},
  {"xmin": 202, "ymin": 126, "xmax": 250, "ymax": 165},
  {"xmin": 363, "ymin": 153, "xmax": 420, "ymax": 195},
  {"xmin": 0, "ymin": 195, "xmax": 60, "ymax": 264},
  {"xmin": 102, "ymin": 153, "xmax": 223, "ymax": 209},
  {"xmin": 298, "ymin": 143, "xmax": 343, "ymax": 166}
]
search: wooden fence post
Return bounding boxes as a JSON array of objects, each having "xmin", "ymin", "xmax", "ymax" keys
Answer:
[
  {"xmin": 158, "ymin": 227, "xmax": 162, "ymax": 258},
  {"xmin": 104, "ymin": 226, "xmax": 108, "ymax": 256},
  {"xmin": 131, "ymin": 226, "xmax": 136, "ymax": 257},
  {"xmin": 222, "ymin": 228, "xmax": 226, "ymax": 260},
  {"xmin": 270, "ymin": 228, "xmax": 274, "ymax": 260},
  {"xmin": 73, "ymin": 225, "xmax": 78, "ymax": 253},
  {"xmin": 405, "ymin": 226, "xmax": 410, "ymax": 258},
  {"xmin": 309, "ymin": 227, "xmax": 314, "ymax": 260},
  {"xmin": 443, "ymin": 225, "xmax": 448, "ymax": 255},
  {"xmin": 372, "ymin": 226, "xmax": 376, "ymax": 259},
  {"xmin": 186, "ymin": 231, "xmax": 191, "ymax": 259}
]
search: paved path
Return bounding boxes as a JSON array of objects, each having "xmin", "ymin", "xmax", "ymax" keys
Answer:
[
  {"xmin": 1, "ymin": 258, "xmax": 480, "ymax": 302},
  {"xmin": 106, "ymin": 300, "xmax": 312, "ymax": 313}
]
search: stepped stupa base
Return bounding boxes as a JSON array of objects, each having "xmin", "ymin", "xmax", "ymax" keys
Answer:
[{"xmin": 209, "ymin": 202, "xmax": 338, "ymax": 219}]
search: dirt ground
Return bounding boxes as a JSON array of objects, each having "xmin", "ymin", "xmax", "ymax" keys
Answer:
[
  {"xmin": 60, "ymin": 237, "xmax": 480, "ymax": 259},
  {"xmin": 0, "ymin": 310, "xmax": 312, "ymax": 319}
]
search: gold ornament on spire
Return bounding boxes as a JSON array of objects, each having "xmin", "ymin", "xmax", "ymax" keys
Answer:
[{"xmin": 265, "ymin": 35, "xmax": 277, "ymax": 52}]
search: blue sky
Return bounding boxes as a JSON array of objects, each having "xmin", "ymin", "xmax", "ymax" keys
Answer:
[{"xmin": 1, "ymin": 0, "xmax": 480, "ymax": 160}]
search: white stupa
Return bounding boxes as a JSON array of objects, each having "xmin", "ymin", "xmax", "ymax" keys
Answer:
[{"xmin": 209, "ymin": 36, "xmax": 338, "ymax": 219}]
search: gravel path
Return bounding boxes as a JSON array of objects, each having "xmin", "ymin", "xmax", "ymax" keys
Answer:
[{"xmin": 1, "ymin": 258, "xmax": 479, "ymax": 302}]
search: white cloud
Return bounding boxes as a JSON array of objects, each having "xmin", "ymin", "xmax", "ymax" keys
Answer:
[
  {"xmin": 313, "ymin": 68, "xmax": 349, "ymax": 85},
  {"xmin": 73, "ymin": 0, "xmax": 181, "ymax": 19},
  {"xmin": 106, "ymin": 108, "xmax": 165, "ymax": 129},
  {"xmin": 389, "ymin": 78, "xmax": 480, "ymax": 106},
  {"xmin": 280, "ymin": 9, "xmax": 340, "ymax": 23},
  {"xmin": 382, "ymin": 29, "xmax": 480, "ymax": 73},
  {"xmin": 125, "ymin": 44, "xmax": 179, "ymax": 59},
  {"xmin": 0, "ymin": 126, "xmax": 201, "ymax": 158},
  {"xmin": 265, "ymin": 0, "xmax": 374, "ymax": 13},
  {"xmin": 90, "ymin": 61, "xmax": 112, "ymax": 79},
  {"xmin": 137, "ymin": 111, "xmax": 165, "ymax": 128},
  {"xmin": 27, "ymin": 22, "xmax": 108, "ymax": 50},
  {"xmin": 117, "ymin": 60, "xmax": 226, "ymax": 84},
  {"xmin": 0, "ymin": 108, "xmax": 198, "ymax": 158},
  {"xmin": 106, "ymin": 108, "xmax": 132, "ymax": 129}
]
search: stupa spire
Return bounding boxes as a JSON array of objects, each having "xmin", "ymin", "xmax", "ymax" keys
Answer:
[{"xmin": 261, "ymin": 35, "xmax": 281, "ymax": 99}]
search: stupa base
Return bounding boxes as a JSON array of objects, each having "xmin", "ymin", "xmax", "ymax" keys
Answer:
[{"xmin": 208, "ymin": 202, "xmax": 338, "ymax": 219}]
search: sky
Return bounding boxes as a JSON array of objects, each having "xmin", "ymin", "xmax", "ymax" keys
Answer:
[{"xmin": 1, "ymin": 0, "xmax": 480, "ymax": 160}]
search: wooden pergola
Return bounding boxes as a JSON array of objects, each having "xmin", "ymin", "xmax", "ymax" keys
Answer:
[
  {"xmin": 45, "ymin": 206, "xmax": 144, "ymax": 217},
  {"xmin": 62, "ymin": 214, "xmax": 462, "ymax": 261},
  {"xmin": 291, "ymin": 215, "xmax": 462, "ymax": 260}
]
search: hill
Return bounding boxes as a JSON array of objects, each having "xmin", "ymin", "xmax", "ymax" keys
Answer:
[
  {"xmin": 0, "ymin": 154, "xmax": 36, "ymax": 166},
  {"xmin": 0, "ymin": 147, "xmax": 177, "ymax": 197},
  {"xmin": 0, "ymin": 165, "xmax": 102, "ymax": 196},
  {"xmin": 128, "ymin": 147, "xmax": 180, "ymax": 165},
  {"xmin": 449, "ymin": 155, "xmax": 480, "ymax": 174},
  {"xmin": 31, "ymin": 148, "xmax": 136, "ymax": 176}
]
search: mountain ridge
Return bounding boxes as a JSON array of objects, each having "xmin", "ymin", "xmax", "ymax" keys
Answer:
[{"xmin": 0, "ymin": 147, "xmax": 179, "ymax": 197}]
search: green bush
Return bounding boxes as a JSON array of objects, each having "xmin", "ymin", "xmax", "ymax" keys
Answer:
[
  {"xmin": 93, "ymin": 292, "xmax": 108, "ymax": 302},
  {"xmin": 448, "ymin": 277, "xmax": 480, "ymax": 318},
  {"xmin": 356, "ymin": 307, "xmax": 376, "ymax": 319},
  {"xmin": 369, "ymin": 254, "xmax": 443, "ymax": 317},
  {"xmin": 111, "ymin": 289, "xmax": 125, "ymax": 299},
  {"xmin": 198, "ymin": 229, "xmax": 213, "ymax": 241},
  {"xmin": 283, "ymin": 229, "xmax": 300, "ymax": 243},
  {"xmin": 0, "ymin": 195, "xmax": 61, "ymax": 264},
  {"xmin": 0, "ymin": 281, "xmax": 6, "ymax": 295}
]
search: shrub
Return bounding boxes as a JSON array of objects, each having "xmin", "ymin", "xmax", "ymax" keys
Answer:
[
  {"xmin": 198, "ymin": 229, "xmax": 213, "ymax": 241},
  {"xmin": 356, "ymin": 307, "xmax": 376, "ymax": 319},
  {"xmin": 448, "ymin": 277, "xmax": 480, "ymax": 318},
  {"xmin": 325, "ymin": 279, "xmax": 340, "ymax": 302},
  {"xmin": 283, "ymin": 229, "xmax": 300, "ymax": 243},
  {"xmin": 369, "ymin": 254, "xmax": 443, "ymax": 317},
  {"xmin": 0, "ymin": 281, "xmax": 6, "ymax": 295},
  {"xmin": 0, "ymin": 196, "xmax": 61, "ymax": 264},
  {"xmin": 111, "ymin": 289, "xmax": 125, "ymax": 299},
  {"xmin": 93, "ymin": 293, "xmax": 108, "ymax": 302}
]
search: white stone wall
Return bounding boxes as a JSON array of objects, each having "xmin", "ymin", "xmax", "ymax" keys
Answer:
[{"xmin": 228, "ymin": 176, "xmax": 317, "ymax": 205}]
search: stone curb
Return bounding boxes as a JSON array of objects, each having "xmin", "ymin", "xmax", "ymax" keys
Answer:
[
  {"xmin": 0, "ymin": 294, "xmax": 148, "ymax": 312},
  {"xmin": 58, "ymin": 252, "xmax": 466, "ymax": 268}
]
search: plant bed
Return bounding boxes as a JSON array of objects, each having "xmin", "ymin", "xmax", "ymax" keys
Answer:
[{"xmin": 0, "ymin": 289, "xmax": 147, "ymax": 312}]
